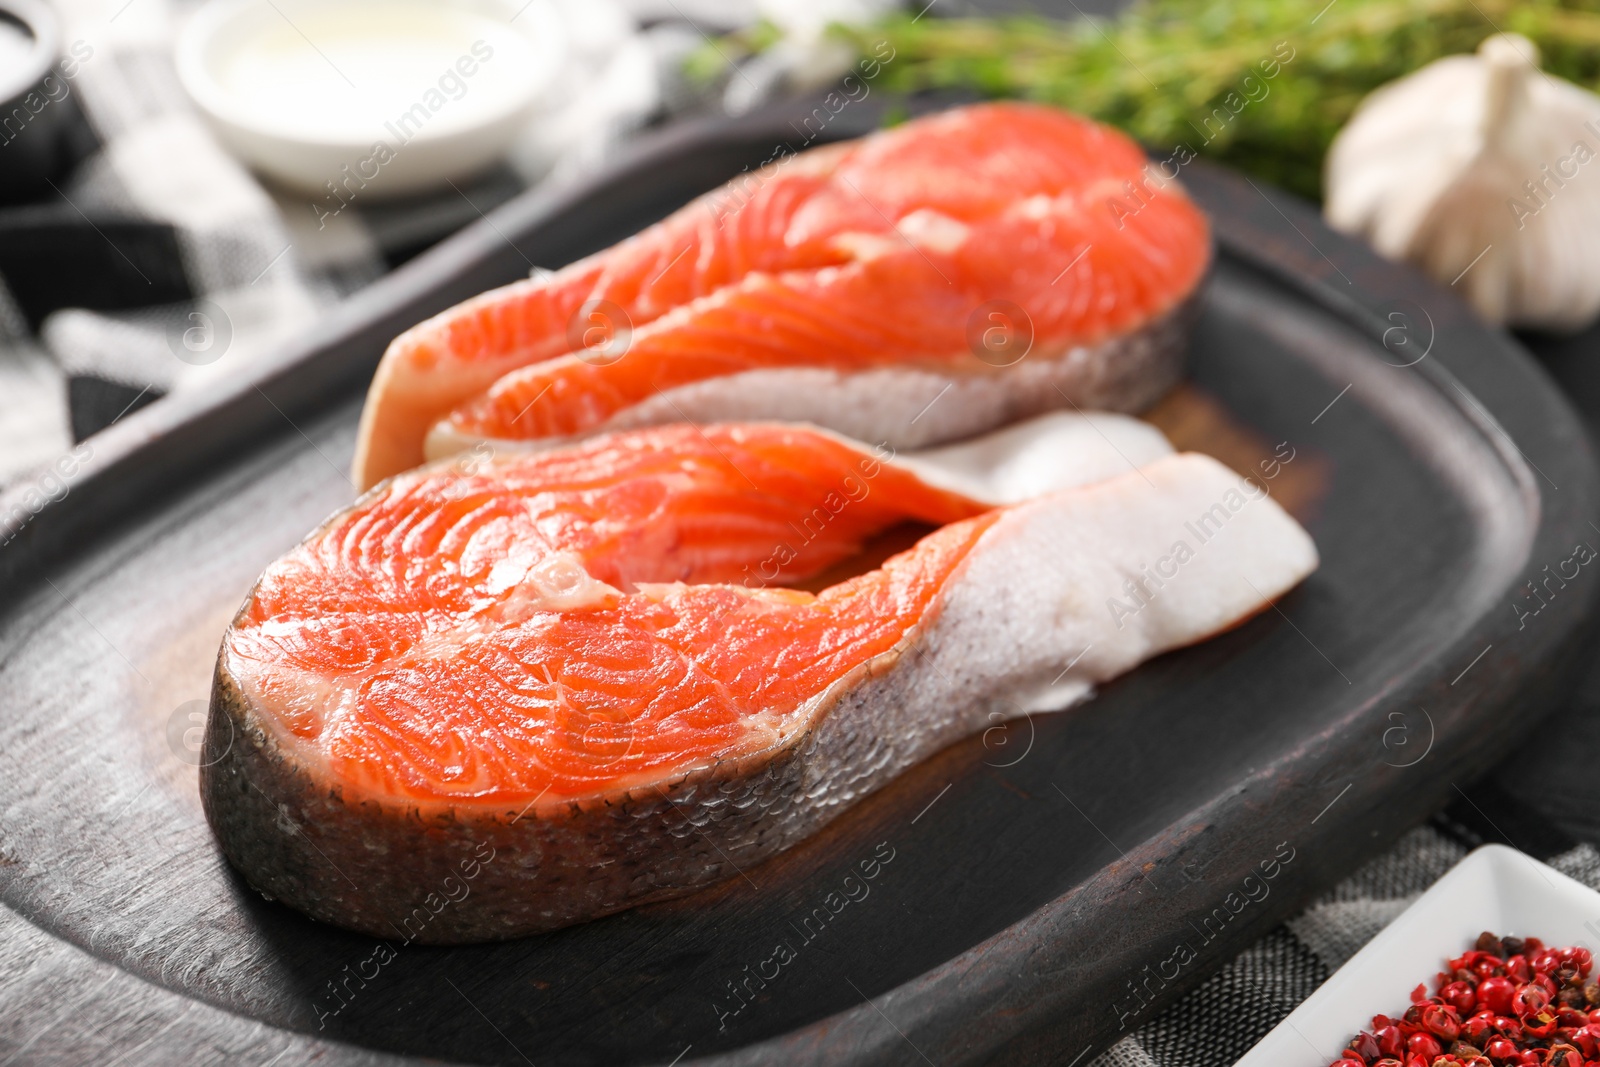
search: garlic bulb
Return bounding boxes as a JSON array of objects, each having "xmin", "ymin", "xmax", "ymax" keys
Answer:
[{"xmin": 1325, "ymin": 34, "xmax": 1600, "ymax": 331}]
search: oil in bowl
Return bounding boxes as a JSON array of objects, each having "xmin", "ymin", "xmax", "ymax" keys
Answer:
[{"xmin": 177, "ymin": 0, "xmax": 566, "ymax": 198}]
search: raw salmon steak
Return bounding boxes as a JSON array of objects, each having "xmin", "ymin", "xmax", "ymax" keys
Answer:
[
  {"xmin": 203, "ymin": 414, "xmax": 1317, "ymax": 941},
  {"xmin": 350, "ymin": 102, "xmax": 1212, "ymax": 490}
]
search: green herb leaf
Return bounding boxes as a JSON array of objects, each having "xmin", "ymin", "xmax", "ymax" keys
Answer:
[{"xmin": 699, "ymin": 0, "xmax": 1600, "ymax": 201}]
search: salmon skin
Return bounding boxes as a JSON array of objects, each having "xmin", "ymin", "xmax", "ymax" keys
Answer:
[
  {"xmin": 350, "ymin": 103, "xmax": 1212, "ymax": 490},
  {"xmin": 204, "ymin": 415, "xmax": 1316, "ymax": 942}
]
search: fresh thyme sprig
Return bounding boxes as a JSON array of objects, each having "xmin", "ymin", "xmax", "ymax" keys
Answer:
[{"xmin": 698, "ymin": 0, "xmax": 1600, "ymax": 200}]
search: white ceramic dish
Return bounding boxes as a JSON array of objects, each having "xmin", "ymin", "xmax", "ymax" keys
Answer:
[
  {"xmin": 1238, "ymin": 845, "xmax": 1600, "ymax": 1066},
  {"xmin": 175, "ymin": 0, "xmax": 566, "ymax": 199}
]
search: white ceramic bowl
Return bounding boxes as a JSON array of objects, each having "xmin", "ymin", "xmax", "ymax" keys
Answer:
[
  {"xmin": 176, "ymin": 0, "xmax": 566, "ymax": 199},
  {"xmin": 1238, "ymin": 845, "xmax": 1600, "ymax": 1066}
]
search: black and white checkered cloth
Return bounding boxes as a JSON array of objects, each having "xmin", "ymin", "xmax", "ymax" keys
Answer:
[
  {"xmin": 0, "ymin": 0, "xmax": 722, "ymax": 485},
  {"xmin": 1092, "ymin": 783, "xmax": 1600, "ymax": 1067}
]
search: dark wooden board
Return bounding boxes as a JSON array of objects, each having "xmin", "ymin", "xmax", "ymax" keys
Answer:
[{"xmin": 2, "ymin": 98, "xmax": 1599, "ymax": 1067}]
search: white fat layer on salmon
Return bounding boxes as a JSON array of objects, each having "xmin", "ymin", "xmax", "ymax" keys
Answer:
[
  {"xmin": 786, "ymin": 452, "xmax": 1318, "ymax": 810},
  {"xmin": 420, "ymin": 296, "xmax": 1191, "ymax": 464},
  {"xmin": 882, "ymin": 411, "xmax": 1172, "ymax": 505},
  {"xmin": 491, "ymin": 552, "xmax": 622, "ymax": 615},
  {"xmin": 943, "ymin": 452, "xmax": 1319, "ymax": 709},
  {"xmin": 896, "ymin": 209, "xmax": 972, "ymax": 254},
  {"xmin": 831, "ymin": 210, "xmax": 973, "ymax": 261}
]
